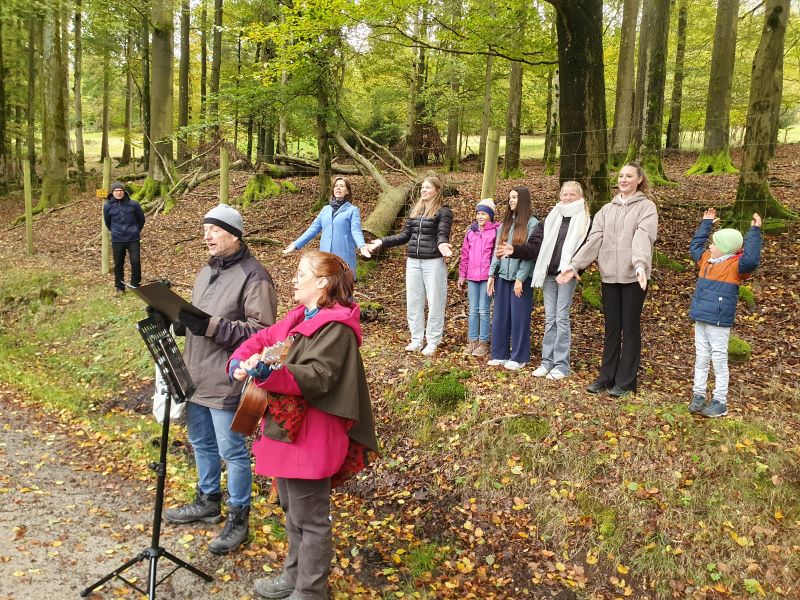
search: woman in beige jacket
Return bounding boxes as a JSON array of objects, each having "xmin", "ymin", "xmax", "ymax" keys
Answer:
[{"xmin": 557, "ymin": 162, "xmax": 658, "ymax": 397}]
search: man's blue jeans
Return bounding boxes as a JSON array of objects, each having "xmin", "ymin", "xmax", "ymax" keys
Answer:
[{"xmin": 186, "ymin": 402, "xmax": 252, "ymax": 507}]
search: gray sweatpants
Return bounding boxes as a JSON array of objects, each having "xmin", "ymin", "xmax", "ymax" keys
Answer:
[
  {"xmin": 693, "ymin": 322, "xmax": 731, "ymax": 404},
  {"xmin": 277, "ymin": 477, "xmax": 333, "ymax": 599}
]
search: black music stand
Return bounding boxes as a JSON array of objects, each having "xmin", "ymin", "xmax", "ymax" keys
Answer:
[{"xmin": 81, "ymin": 316, "xmax": 212, "ymax": 598}]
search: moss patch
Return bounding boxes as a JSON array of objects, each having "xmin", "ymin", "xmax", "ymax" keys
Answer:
[
  {"xmin": 240, "ymin": 174, "xmax": 282, "ymax": 210},
  {"xmin": 580, "ymin": 271, "xmax": 602, "ymax": 311},
  {"xmin": 654, "ymin": 249, "xmax": 687, "ymax": 273},
  {"xmin": 738, "ymin": 285, "xmax": 756, "ymax": 311},
  {"xmin": 409, "ymin": 368, "xmax": 470, "ymax": 413},
  {"xmin": 728, "ymin": 335, "xmax": 752, "ymax": 364}
]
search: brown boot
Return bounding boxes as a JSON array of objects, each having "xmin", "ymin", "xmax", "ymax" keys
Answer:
[
  {"xmin": 472, "ymin": 341, "xmax": 489, "ymax": 357},
  {"xmin": 462, "ymin": 340, "xmax": 477, "ymax": 355}
]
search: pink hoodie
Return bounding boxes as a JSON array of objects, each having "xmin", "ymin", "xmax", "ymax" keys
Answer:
[
  {"xmin": 459, "ymin": 221, "xmax": 500, "ymax": 282},
  {"xmin": 229, "ymin": 303, "xmax": 362, "ymax": 480}
]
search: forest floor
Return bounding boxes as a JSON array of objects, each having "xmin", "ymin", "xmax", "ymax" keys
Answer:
[{"xmin": 0, "ymin": 148, "xmax": 798, "ymax": 599}]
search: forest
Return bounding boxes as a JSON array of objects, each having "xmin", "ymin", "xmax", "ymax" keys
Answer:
[{"xmin": 0, "ymin": 0, "xmax": 799, "ymax": 599}]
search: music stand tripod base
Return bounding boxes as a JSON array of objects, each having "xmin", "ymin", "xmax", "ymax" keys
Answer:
[{"xmin": 81, "ymin": 317, "xmax": 212, "ymax": 598}]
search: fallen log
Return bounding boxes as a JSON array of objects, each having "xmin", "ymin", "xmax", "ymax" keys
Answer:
[{"xmin": 273, "ymin": 154, "xmax": 360, "ymax": 175}]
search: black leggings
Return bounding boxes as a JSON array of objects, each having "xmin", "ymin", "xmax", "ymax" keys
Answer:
[{"xmin": 597, "ymin": 282, "xmax": 647, "ymax": 391}]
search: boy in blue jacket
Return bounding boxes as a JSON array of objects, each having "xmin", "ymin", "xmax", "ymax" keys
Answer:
[{"xmin": 688, "ymin": 208, "xmax": 762, "ymax": 418}]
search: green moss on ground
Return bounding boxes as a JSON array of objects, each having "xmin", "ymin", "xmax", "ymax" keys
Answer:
[
  {"xmin": 728, "ymin": 335, "xmax": 752, "ymax": 364},
  {"xmin": 654, "ymin": 250, "xmax": 687, "ymax": 273}
]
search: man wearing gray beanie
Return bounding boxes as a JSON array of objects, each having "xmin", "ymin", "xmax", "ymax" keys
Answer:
[{"xmin": 164, "ymin": 204, "xmax": 277, "ymax": 555}]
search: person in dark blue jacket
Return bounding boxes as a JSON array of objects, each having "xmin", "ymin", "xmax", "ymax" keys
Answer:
[
  {"xmin": 103, "ymin": 182, "xmax": 145, "ymax": 292},
  {"xmin": 688, "ymin": 208, "xmax": 761, "ymax": 418}
]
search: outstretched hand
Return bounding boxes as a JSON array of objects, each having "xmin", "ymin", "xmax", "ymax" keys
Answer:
[
  {"xmin": 282, "ymin": 242, "xmax": 296, "ymax": 255},
  {"xmin": 495, "ymin": 241, "xmax": 514, "ymax": 259},
  {"xmin": 365, "ymin": 240, "xmax": 382, "ymax": 253},
  {"xmin": 752, "ymin": 213, "xmax": 762, "ymax": 228},
  {"xmin": 359, "ymin": 245, "xmax": 372, "ymax": 258},
  {"xmin": 438, "ymin": 242, "xmax": 453, "ymax": 258},
  {"xmin": 702, "ymin": 207, "xmax": 719, "ymax": 222}
]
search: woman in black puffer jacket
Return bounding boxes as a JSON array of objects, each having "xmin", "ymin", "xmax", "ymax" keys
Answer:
[{"xmin": 366, "ymin": 176, "xmax": 453, "ymax": 356}]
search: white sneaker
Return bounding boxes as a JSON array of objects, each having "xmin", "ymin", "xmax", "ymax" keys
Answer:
[
  {"xmin": 531, "ymin": 365, "xmax": 549, "ymax": 377},
  {"xmin": 405, "ymin": 342, "xmax": 423, "ymax": 352},
  {"xmin": 421, "ymin": 343, "xmax": 438, "ymax": 356},
  {"xmin": 504, "ymin": 361, "xmax": 527, "ymax": 371},
  {"xmin": 487, "ymin": 359, "xmax": 506, "ymax": 366},
  {"xmin": 546, "ymin": 369, "xmax": 568, "ymax": 380}
]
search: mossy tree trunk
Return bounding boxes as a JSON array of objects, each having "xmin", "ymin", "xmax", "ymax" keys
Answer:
[
  {"xmin": 686, "ymin": 0, "xmax": 740, "ymax": 175},
  {"xmin": 502, "ymin": 58, "xmax": 524, "ymax": 179},
  {"xmin": 39, "ymin": 3, "xmax": 69, "ymax": 210},
  {"xmin": 73, "ymin": 0, "xmax": 86, "ymax": 191},
  {"xmin": 609, "ymin": 0, "xmax": 639, "ymax": 167},
  {"xmin": 177, "ymin": 0, "xmax": 191, "ymax": 164},
  {"xmin": 140, "ymin": 13, "xmax": 151, "ymax": 172},
  {"xmin": 665, "ymin": 0, "xmax": 687, "ymax": 151},
  {"xmin": 543, "ymin": 67, "xmax": 559, "ymax": 176},
  {"xmin": 636, "ymin": 0, "xmax": 672, "ymax": 185},
  {"xmin": 732, "ymin": 0, "xmax": 795, "ymax": 225},
  {"xmin": 547, "ymin": 0, "xmax": 609, "ymax": 213}
]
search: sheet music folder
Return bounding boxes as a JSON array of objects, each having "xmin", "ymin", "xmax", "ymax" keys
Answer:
[{"xmin": 127, "ymin": 281, "xmax": 209, "ymax": 323}]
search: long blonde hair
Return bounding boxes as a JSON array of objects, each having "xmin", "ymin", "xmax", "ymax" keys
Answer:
[{"xmin": 409, "ymin": 176, "xmax": 444, "ymax": 218}]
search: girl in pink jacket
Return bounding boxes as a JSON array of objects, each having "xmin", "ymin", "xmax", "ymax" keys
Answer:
[{"xmin": 458, "ymin": 199, "xmax": 500, "ymax": 356}]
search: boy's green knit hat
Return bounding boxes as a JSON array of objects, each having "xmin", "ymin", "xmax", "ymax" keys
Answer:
[{"xmin": 712, "ymin": 228, "xmax": 743, "ymax": 255}]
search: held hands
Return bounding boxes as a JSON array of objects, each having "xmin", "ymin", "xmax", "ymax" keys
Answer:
[
  {"xmin": 702, "ymin": 208, "xmax": 719, "ymax": 223},
  {"xmin": 495, "ymin": 242, "xmax": 514, "ymax": 259},
  {"xmin": 752, "ymin": 213, "xmax": 762, "ymax": 228},
  {"xmin": 556, "ymin": 269, "xmax": 576, "ymax": 285},
  {"xmin": 438, "ymin": 242, "xmax": 454, "ymax": 258},
  {"xmin": 359, "ymin": 245, "xmax": 372, "ymax": 258},
  {"xmin": 282, "ymin": 242, "xmax": 296, "ymax": 255},
  {"xmin": 365, "ymin": 240, "xmax": 382, "ymax": 253}
]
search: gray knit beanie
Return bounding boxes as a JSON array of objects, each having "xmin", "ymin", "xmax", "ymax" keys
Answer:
[{"xmin": 203, "ymin": 204, "xmax": 244, "ymax": 239}]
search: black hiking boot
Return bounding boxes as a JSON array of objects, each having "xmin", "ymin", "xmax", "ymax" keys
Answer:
[
  {"xmin": 208, "ymin": 504, "xmax": 250, "ymax": 555},
  {"xmin": 164, "ymin": 489, "xmax": 223, "ymax": 525}
]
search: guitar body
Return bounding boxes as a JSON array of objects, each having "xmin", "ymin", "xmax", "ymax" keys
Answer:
[{"xmin": 231, "ymin": 378, "xmax": 271, "ymax": 436}]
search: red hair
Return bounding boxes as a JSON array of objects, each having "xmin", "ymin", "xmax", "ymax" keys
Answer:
[{"xmin": 301, "ymin": 250, "xmax": 354, "ymax": 308}]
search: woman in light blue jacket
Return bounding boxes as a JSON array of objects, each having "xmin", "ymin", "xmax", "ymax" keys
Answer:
[{"xmin": 283, "ymin": 176, "xmax": 371, "ymax": 273}]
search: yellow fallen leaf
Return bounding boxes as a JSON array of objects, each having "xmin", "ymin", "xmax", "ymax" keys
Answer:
[
  {"xmin": 586, "ymin": 553, "xmax": 598, "ymax": 565},
  {"xmin": 617, "ymin": 564, "xmax": 629, "ymax": 574}
]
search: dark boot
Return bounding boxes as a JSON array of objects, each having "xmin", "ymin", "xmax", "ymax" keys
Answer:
[
  {"xmin": 208, "ymin": 504, "xmax": 250, "ymax": 555},
  {"xmin": 164, "ymin": 488, "xmax": 223, "ymax": 525}
]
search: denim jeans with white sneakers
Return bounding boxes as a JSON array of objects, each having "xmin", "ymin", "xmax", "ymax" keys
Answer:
[
  {"xmin": 406, "ymin": 257, "xmax": 448, "ymax": 347},
  {"xmin": 540, "ymin": 275, "xmax": 578, "ymax": 374},
  {"xmin": 693, "ymin": 321, "xmax": 731, "ymax": 404}
]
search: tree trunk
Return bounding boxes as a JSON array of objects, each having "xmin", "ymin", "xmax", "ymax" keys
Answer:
[
  {"xmin": 630, "ymin": 1, "xmax": 651, "ymax": 155},
  {"xmin": 141, "ymin": 1, "xmax": 175, "ymax": 203},
  {"xmin": 200, "ymin": 0, "xmax": 207, "ymax": 145},
  {"xmin": 178, "ymin": 0, "xmax": 190, "ymax": 164},
  {"xmin": 477, "ymin": 54, "xmax": 493, "ymax": 172},
  {"xmin": 121, "ymin": 27, "xmax": 134, "ymax": 165},
  {"xmin": 636, "ymin": 0, "xmax": 671, "ymax": 184},
  {"xmin": 233, "ymin": 30, "xmax": 242, "ymax": 148},
  {"xmin": 0, "ymin": 8, "xmax": 7, "ymax": 193},
  {"xmin": 548, "ymin": 0, "xmax": 609, "ymax": 213},
  {"xmin": 544, "ymin": 69, "xmax": 559, "ymax": 176},
  {"xmin": 404, "ymin": 8, "xmax": 428, "ymax": 166},
  {"xmin": 610, "ymin": 0, "xmax": 639, "ymax": 166},
  {"xmin": 60, "ymin": 0, "xmax": 71, "ymax": 159},
  {"xmin": 101, "ymin": 64, "xmax": 110, "ymax": 160},
  {"xmin": 443, "ymin": 76, "xmax": 460, "ymax": 172},
  {"xmin": 278, "ymin": 69, "xmax": 288, "ymax": 154},
  {"xmin": 503, "ymin": 59, "xmax": 524, "ymax": 178},
  {"xmin": 315, "ymin": 48, "xmax": 334, "ymax": 209},
  {"xmin": 141, "ymin": 13, "xmax": 151, "ymax": 172},
  {"xmin": 27, "ymin": 15, "xmax": 36, "ymax": 177},
  {"xmin": 733, "ymin": 0, "xmax": 794, "ymax": 223},
  {"xmin": 687, "ymin": 0, "xmax": 740, "ymax": 174},
  {"xmin": 665, "ymin": 0, "xmax": 687, "ymax": 151},
  {"xmin": 210, "ymin": 0, "xmax": 222, "ymax": 134},
  {"xmin": 40, "ymin": 5, "xmax": 69, "ymax": 209},
  {"xmin": 73, "ymin": 0, "xmax": 86, "ymax": 191}
]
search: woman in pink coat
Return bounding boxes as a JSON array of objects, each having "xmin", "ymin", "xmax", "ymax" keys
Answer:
[{"xmin": 229, "ymin": 250, "xmax": 378, "ymax": 600}]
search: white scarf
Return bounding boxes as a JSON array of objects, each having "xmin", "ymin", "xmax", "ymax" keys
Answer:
[{"xmin": 531, "ymin": 199, "xmax": 590, "ymax": 288}]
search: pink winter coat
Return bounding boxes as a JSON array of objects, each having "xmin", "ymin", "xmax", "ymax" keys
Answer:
[{"xmin": 459, "ymin": 221, "xmax": 500, "ymax": 282}]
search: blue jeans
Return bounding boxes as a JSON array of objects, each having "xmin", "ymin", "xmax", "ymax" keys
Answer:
[
  {"xmin": 541, "ymin": 275, "xmax": 578, "ymax": 374},
  {"xmin": 406, "ymin": 258, "xmax": 448, "ymax": 346},
  {"xmin": 467, "ymin": 280, "xmax": 491, "ymax": 342},
  {"xmin": 186, "ymin": 402, "xmax": 252, "ymax": 507}
]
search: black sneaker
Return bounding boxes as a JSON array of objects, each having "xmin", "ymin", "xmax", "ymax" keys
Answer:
[
  {"xmin": 164, "ymin": 489, "xmax": 223, "ymax": 524},
  {"xmin": 208, "ymin": 504, "xmax": 250, "ymax": 555},
  {"xmin": 608, "ymin": 386, "xmax": 634, "ymax": 398},
  {"xmin": 700, "ymin": 400, "xmax": 728, "ymax": 418},
  {"xmin": 586, "ymin": 381, "xmax": 610, "ymax": 394},
  {"xmin": 254, "ymin": 572, "xmax": 295, "ymax": 599},
  {"xmin": 688, "ymin": 395, "xmax": 706, "ymax": 414}
]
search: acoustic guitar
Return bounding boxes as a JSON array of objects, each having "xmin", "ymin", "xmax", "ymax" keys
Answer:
[{"xmin": 230, "ymin": 335, "xmax": 295, "ymax": 436}]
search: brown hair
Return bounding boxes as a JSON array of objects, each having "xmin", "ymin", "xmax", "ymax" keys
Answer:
[
  {"xmin": 499, "ymin": 186, "xmax": 533, "ymax": 245},
  {"xmin": 301, "ymin": 250, "xmax": 354, "ymax": 308},
  {"xmin": 622, "ymin": 162, "xmax": 650, "ymax": 195},
  {"xmin": 409, "ymin": 175, "xmax": 444, "ymax": 218},
  {"xmin": 332, "ymin": 176, "xmax": 352, "ymax": 201}
]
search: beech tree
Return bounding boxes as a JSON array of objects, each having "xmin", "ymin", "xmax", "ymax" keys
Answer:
[
  {"xmin": 733, "ymin": 0, "xmax": 795, "ymax": 223},
  {"xmin": 687, "ymin": 0, "xmax": 740, "ymax": 174},
  {"xmin": 610, "ymin": 0, "xmax": 639, "ymax": 166},
  {"xmin": 665, "ymin": 0, "xmax": 687, "ymax": 151}
]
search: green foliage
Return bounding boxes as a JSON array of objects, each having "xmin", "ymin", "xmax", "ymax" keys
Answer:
[
  {"xmin": 409, "ymin": 368, "xmax": 470, "ymax": 413},
  {"xmin": 654, "ymin": 250, "xmax": 687, "ymax": 273},
  {"xmin": 281, "ymin": 180, "xmax": 300, "ymax": 194},
  {"xmin": 580, "ymin": 271, "xmax": 602, "ymax": 311},
  {"xmin": 504, "ymin": 416, "xmax": 550, "ymax": 440},
  {"xmin": 761, "ymin": 218, "xmax": 788, "ymax": 235},
  {"xmin": 240, "ymin": 175, "xmax": 282, "ymax": 210},
  {"xmin": 738, "ymin": 285, "xmax": 756, "ymax": 311},
  {"xmin": 728, "ymin": 335, "xmax": 752, "ymax": 364}
]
